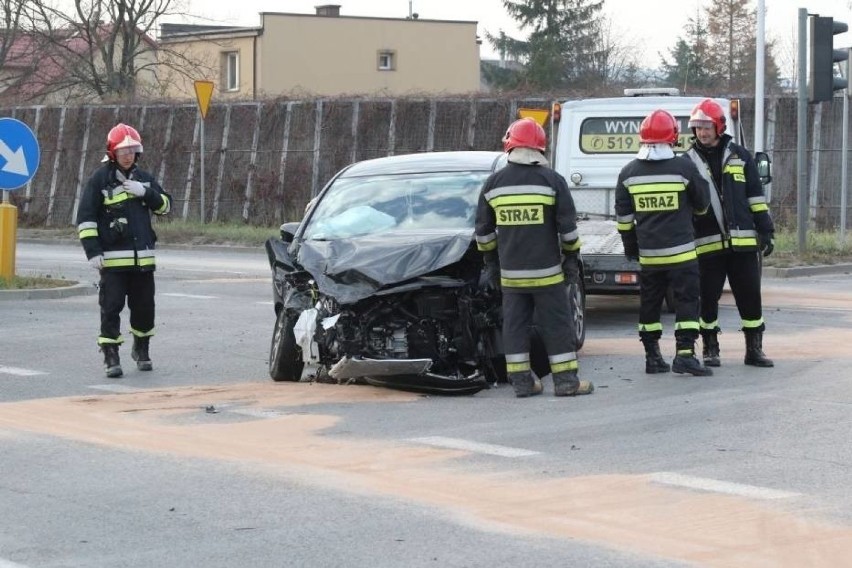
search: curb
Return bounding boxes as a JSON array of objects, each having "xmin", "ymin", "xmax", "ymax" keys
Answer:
[
  {"xmin": 0, "ymin": 281, "xmax": 98, "ymax": 301},
  {"xmin": 763, "ymin": 263, "xmax": 852, "ymax": 278},
  {"xmin": 16, "ymin": 237, "xmax": 262, "ymax": 254}
]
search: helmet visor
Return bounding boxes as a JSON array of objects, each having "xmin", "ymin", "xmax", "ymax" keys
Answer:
[
  {"xmin": 688, "ymin": 119, "xmax": 715, "ymax": 130},
  {"xmin": 115, "ymin": 146, "xmax": 141, "ymax": 158}
]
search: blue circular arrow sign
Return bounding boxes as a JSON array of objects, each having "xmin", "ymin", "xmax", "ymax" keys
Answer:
[{"xmin": 0, "ymin": 117, "xmax": 40, "ymax": 190}]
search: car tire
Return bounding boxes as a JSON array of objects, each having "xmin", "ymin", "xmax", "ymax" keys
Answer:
[
  {"xmin": 568, "ymin": 279, "xmax": 586, "ymax": 350},
  {"xmin": 269, "ymin": 309, "xmax": 304, "ymax": 382}
]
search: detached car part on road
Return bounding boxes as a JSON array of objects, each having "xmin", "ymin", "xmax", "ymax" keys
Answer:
[{"xmin": 265, "ymin": 151, "xmax": 585, "ymax": 395}]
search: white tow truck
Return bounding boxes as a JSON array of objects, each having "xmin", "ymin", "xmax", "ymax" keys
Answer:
[{"xmin": 548, "ymin": 88, "xmax": 767, "ymax": 303}]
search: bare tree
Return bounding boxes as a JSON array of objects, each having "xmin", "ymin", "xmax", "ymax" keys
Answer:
[
  {"xmin": 0, "ymin": 1, "xmax": 47, "ymax": 98},
  {"xmin": 589, "ymin": 16, "xmax": 645, "ymax": 91},
  {"xmin": 22, "ymin": 0, "xmax": 214, "ymax": 103},
  {"xmin": 704, "ymin": 0, "xmax": 780, "ymax": 95}
]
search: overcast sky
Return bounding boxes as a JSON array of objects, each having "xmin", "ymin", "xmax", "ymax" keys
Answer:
[{"xmin": 180, "ymin": 0, "xmax": 852, "ymax": 75}]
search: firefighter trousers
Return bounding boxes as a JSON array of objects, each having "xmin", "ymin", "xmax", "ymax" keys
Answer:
[
  {"xmin": 98, "ymin": 270, "xmax": 156, "ymax": 344},
  {"xmin": 502, "ymin": 284, "xmax": 578, "ymax": 373},
  {"xmin": 698, "ymin": 251, "xmax": 763, "ymax": 330},
  {"xmin": 639, "ymin": 264, "xmax": 700, "ymax": 343}
]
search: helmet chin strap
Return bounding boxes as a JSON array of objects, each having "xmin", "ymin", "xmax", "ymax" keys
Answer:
[
  {"xmin": 637, "ymin": 144, "xmax": 674, "ymax": 161},
  {"xmin": 507, "ymin": 147, "xmax": 548, "ymax": 166},
  {"xmin": 113, "ymin": 164, "xmax": 137, "ymax": 181}
]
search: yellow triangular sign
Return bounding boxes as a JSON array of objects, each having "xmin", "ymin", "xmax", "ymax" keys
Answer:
[
  {"xmin": 194, "ymin": 80, "xmax": 215, "ymax": 119},
  {"xmin": 517, "ymin": 108, "xmax": 549, "ymax": 127}
]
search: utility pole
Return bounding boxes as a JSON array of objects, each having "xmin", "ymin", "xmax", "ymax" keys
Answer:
[
  {"xmin": 754, "ymin": 0, "xmax": 765, "ymax": 153},
  {"xmin": 797, "ymin": 8, "xmax": 808, "ymax": 254}
]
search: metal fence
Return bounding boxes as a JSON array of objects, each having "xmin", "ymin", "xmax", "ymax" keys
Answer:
[{"xmin": 3, "ymin": 95, "xmax": 850, "ymax": 232}]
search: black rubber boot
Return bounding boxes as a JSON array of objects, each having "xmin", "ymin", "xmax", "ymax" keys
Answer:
[
  {"xmin": 131, "ymin": 336, "xmax": 153, "ymax": 371},
  {"xmin": 509, "ymin": 372, "xmax": 536, "ymax": 398},
  {"xmin": 553, "ymin": 371, "xmax": 594, "ymax": 397},
  {"xmin": 672, "ymin": 344, "xmax": 713, "ymax": 377},
  {"xmin": 744, "ymin": 330, "xmax": 774, "ymax": 367},
  {"xmin": 642, "ymin": 339, "xmax": 671, "ymax": 374},
  {"xmin": 701, "ymin": 330, "xmax": 721, "ymax": 367},
  {"xmin": 101, "ymin": 344, "xmax": 123, "ymax": 378}
]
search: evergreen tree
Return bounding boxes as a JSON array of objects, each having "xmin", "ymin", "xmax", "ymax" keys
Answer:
[
  {"xmin": 486, "ymin": 0, "xmax": 607, "ymax": 90},
  {"xmin": 660, "ymin": 13, "xmax": 717, "ymax": 94}
]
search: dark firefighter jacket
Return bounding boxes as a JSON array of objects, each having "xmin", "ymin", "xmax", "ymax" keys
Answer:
[
  {"xmin": 474, "ymin": 162, "xmax": 580, "ymax": 292},
  {"xmin": 76, "ymin": 163, "xmax": 171, "ymax": 271},
  {"xmin": 615, "ymin": 155, "xmax": 710, "ymax": 271},
  {"xmin": 685, "ymin": 135, "xmax": 775, "ymax": 256}
]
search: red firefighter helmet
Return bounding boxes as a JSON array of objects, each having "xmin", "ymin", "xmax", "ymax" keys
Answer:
[
  {"xmin": 502, "ymin": 117, "xmax": 547, "ymax": 153},
  {"xmin": 105, "ymin": 123, "xmax": 143, "ymax": 161},
  {"xmin": 638, "ymin": 109, "xmax": 679, "ymax": 145},
  {"xmin": 688, "ymin": 98, "xmax": 726, "ymax": 136}
]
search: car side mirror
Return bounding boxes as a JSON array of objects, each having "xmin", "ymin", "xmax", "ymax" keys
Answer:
[
  {"xmin": 754, "ymin": 151, "xmax": 772, "ymax": 185},
  {"xmin": 279, "ymin": 222, "xmax": 300, "ymax": 243}
]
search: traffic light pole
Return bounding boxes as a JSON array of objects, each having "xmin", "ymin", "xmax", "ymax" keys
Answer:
[
  {"xmin": 797, "ymin": 8, "xmax": 808, "ymax": 254},
  {"xmin": 842, "ymin": 51, "xmax": 850, "ymax": 244}
]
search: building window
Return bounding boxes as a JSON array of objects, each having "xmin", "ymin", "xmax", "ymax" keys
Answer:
[
  {"xmin": 221, "ymin": 51, "xmax": 239, "ymax": 91},
  {"xmin": 377, "ymin": 50, "xmax": 396, "ymax": 71}
]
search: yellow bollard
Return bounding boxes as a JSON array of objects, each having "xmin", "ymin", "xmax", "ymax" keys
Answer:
[{"xmin": 0, "ymin": 195, "xmax": 17, "ymax": 281}]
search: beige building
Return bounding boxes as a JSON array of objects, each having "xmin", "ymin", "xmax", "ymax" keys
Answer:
[{"xmin": 158, "ymin": 4, "xmax": 481, "ymax": 99}]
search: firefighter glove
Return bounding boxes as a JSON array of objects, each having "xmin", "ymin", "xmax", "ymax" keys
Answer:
[
  {"xmin": 123, "ymin": 180, "xmax": 146, "ymax": 197},
  {"xmin": 89, "ymin": 255, "xmax": 104, "ymax": 270},
  {"xmin": 478, "ymin": 252, "xmax": 500, "ymax": 292},
  {"xmin": 759, "ymin": 233, "xmax": 774, "ymax": 257},
  {"xmin": 562, "ymin": 253, "xmax": 580, "ymax": 284}
]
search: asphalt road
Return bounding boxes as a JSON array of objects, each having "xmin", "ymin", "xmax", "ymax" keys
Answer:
[{"xmin": 2, "ymin": 242, "xmax": 852, "ymax": 568}]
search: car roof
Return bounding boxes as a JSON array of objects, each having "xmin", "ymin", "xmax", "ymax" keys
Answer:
[{"xmin": 338, "ymin": 151, "xmax": 504, "ymax": 178}]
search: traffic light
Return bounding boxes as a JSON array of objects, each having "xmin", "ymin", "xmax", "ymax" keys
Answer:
[{"xmin": 808, "ymin": 16, "xmax": 849, "ymax": 103}]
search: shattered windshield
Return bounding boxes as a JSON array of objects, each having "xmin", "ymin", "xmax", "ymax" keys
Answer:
[{"xmin": 303, "ymin": 171, "xmax": 488, "ymax": 240}]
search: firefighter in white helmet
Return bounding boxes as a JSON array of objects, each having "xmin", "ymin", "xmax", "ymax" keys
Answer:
[
  {"xmin": 76, "ymin": 123, "xmax": 172, "ymax": 378},
  {"xmin": 684, "ymin": 99, "xmax": 775, "ymax": 368}
]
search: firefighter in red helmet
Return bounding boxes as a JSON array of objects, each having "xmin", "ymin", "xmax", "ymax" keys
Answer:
[
  {"xmin": 76, "ymin": 123, "xmax": 172, "ymax": 378},
  {"xmin": 684, "ymin": 99, "xmax": 775, "ymax": 368},
  {"xmin": 475, "ymin": 117, "xmax": 593, "ymax": 397},
  {"xmin": 615, "ymin": 109, "xmax": 713, "ymax": 376}
]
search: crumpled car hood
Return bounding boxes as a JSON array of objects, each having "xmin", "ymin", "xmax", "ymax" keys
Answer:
[{"xmin": 296, "ymin": 229, "xmax": 474, "ymax": 304}]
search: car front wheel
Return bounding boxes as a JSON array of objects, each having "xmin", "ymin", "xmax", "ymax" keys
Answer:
[
  {"xmin": 568, "ymin": 280, "xmax": 586, "ymax": 350},
  {"xmin": 269, "ymin": 309, "xmax": 304, "ymax": 382}
]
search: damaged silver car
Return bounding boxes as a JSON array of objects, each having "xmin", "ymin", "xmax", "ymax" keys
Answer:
[{"xmin": 265, "ymin": 151, "xmax": 585, "ymax": 395}]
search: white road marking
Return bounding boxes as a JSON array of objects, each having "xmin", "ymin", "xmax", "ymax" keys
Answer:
[
  {"xmin": 649, "ymin": 472, "xmax": 800, "ymax": 500},
  {"xmin": 87, "ymin": 384, "xmax": 143, "ymax": 393},
  {"xmin": 0, "ymin": 557, "xmax": 31, "ymax": 567},
  {"xmin": 0, "ymin": 366, "xmax": 47, "ymax": 377},
  {"xmin": 256, "ymin": 301, "xmax": 274, "ymax": 306},
  {"xmin": 161, "ymin": 293, "xmax": 218, "ymax": 299},
  {"xmin": 408, "ymin": 436, "xmax": 540, "ymax": 458}
]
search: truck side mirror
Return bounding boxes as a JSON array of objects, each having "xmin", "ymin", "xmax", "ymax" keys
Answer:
[{"xmin": 754, "ymin": 152, "xmax": 772, "ymax": 185}]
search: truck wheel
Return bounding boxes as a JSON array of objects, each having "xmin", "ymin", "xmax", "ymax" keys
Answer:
[
  {"xmin": 568, "ymin": 280, "xmax": 586, "ymax": 350},
  {"xmin": 269, "ymin": 310, "xmax": 304, "ymax": 382}
]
